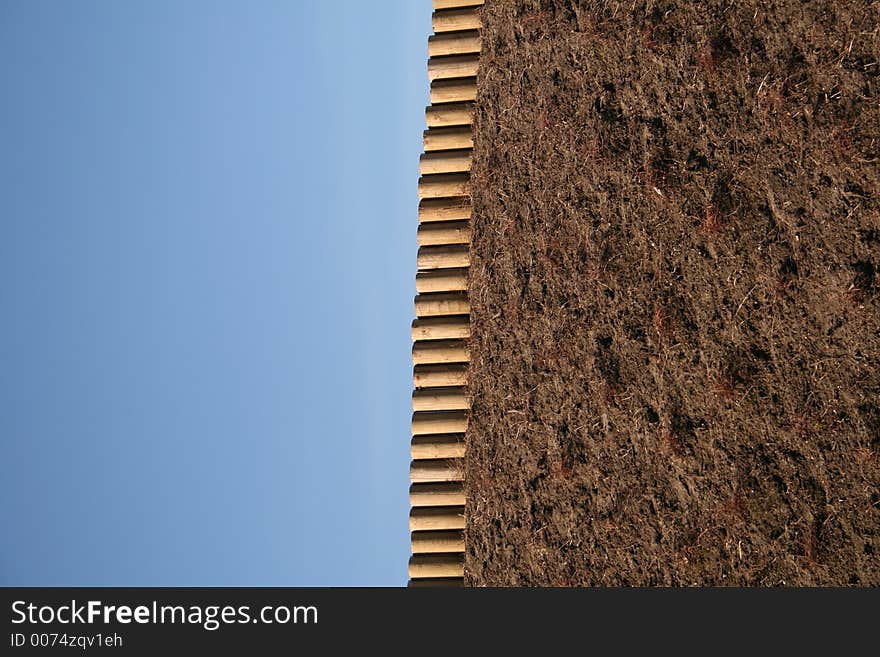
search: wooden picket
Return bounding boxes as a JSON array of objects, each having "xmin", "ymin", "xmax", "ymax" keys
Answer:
[{"xmin": 408, "ymin": 0, "xmax": 483, "ymax": 587}]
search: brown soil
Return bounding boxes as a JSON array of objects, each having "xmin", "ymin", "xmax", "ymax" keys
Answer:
[{"xmin": 466, "ymin": 0, "xmax": 880, "ymax": 585}]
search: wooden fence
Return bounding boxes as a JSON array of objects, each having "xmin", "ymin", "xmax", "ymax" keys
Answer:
[{"xmin": 409, "ymin": 0, "xmax": 483, "ymax": 587}]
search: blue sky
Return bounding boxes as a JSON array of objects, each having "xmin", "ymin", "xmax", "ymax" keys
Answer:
[{"xmin": 0, "ymin": 0, "xmax": 429, "ymax": 586}]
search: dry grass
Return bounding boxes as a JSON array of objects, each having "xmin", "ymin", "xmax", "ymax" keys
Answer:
[{"xmin": 465, "ymin": 0, "xmax": 880, "ymax": 586}]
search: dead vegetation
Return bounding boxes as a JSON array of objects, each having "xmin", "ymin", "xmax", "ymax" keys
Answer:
[{"xmin": 466, "ymin": 0, "xmax": 880, "ymax": 586}]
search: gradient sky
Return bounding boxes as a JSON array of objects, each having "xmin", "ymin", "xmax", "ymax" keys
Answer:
[{"xmin": 0, "ymin": 0, "xmax": 429, "ymax": 586}]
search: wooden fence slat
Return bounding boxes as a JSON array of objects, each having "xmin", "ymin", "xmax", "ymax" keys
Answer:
[
  {"xmin": 413, "ymin": 387, "xmax": 469, "ymax": 412},
  {"xmin": 418, "ymin": 197, "xmax": 471, "ymax": 223},
  {"xmin": 428, "ymin": 55, "xmax": 480, "ymax": 82},
  {"xmin": 414, "ymin": 293, "xmax": 469, "ymax": 318},
  {"xmin": 410, "ymin": 506, "xmax": 466, "ymax": 531},
  {"xmin": 416, "ymin": 270, "xmax": 468, "ymax": 294},
  {"xmin": 413, "ymin": 364, "xmax": 468, "ymax": 388},
  {"xmin": 432, "ymin": 8, "xmax": 481, "ymax": 33},
  {"xmin": 410, "ymin": 530, "xmax": 465, "ymax": 554},
  {"xmin": 418, "ymin": 172, "xmax": 470, "ymax": 199},
  {"xmin": 425, "ymin": 104, "xmax": 474, "ymax": 129},
  {"xmin": 417, "ymin": 245, "xmax": 470, "ymax": 270},
  {"xmin": 418, "ymin": 221, "xmax": 471, "ymax": 246},
  {"xmin": 433, "ymin": 0, "xmax": 484, "ymax": 9},
  {"xmin": 428, "ymin": 31, "xmax": 481, "ymax": 57},
  {"xmin": 408, "ymin": 554, "xmax": 465, "ymax": 578},
  {"xmin": 424, "ymin": 126, "xmax": 474, "ymax": 151},
  {"xmin": 411, "ymin": 411, "xmax": 468, "ymax": 436},
  {"xmin": 412, "ymin": 315, "xmax": 469, "ymax": 340},
  {"xmin": 407, "ymin": 577, "xmax": 463, "ymax": 587},
  {"xmin": 419, "ymin": 149, "xmax": 472, "ymax": 175},
  {"xmin": 430, "ymin": 78, "xmax": 477, "ymax": 104},
  {"xmin": 412, "ymin": 340, "xmax": 469, "ymax": 365},
  {"xmin": 410, "ymin": 459, "xmax": 464, "ymax": 483},
  {"xmin": 411, "ymin": 433, "xmax": 466, "ymax": 459},
  {"xmin": 409, "ymin": 482, "xmax": 466, "ymax": 507}
]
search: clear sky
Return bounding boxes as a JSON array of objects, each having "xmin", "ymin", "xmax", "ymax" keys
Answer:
[{"xmin": 0, "ymin": 0, "xmax": 429, "ymax": 586}]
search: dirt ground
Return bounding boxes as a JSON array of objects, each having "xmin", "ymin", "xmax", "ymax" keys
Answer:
[{"xmin": 466, "ymin": 0, "xmax": 880, "ymax": 585}]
